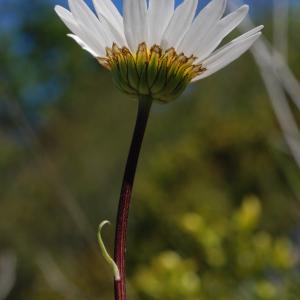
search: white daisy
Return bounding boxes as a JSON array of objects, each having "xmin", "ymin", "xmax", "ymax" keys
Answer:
[{"xmin": 55, "ymin": 0, "xmax": 263, "ymax": 102}]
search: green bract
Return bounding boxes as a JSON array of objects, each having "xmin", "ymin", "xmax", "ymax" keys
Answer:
[{"xmin": 98, "ymin": 43, "xmax": 206, "ymax": 103}]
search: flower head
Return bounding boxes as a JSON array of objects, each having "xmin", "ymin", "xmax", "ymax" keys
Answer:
[{"xmin": 55, "ymin": 0, "xmax": 263, "ymax": 102}]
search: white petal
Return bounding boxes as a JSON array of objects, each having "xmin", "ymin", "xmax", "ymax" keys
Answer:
[
  {"xmin": 92, "ymin": 0, "xmax": 127, "ymax": 47},
  {"xmin": 147, "ymin": 0, "xmax": 174, "ymax": 46},
  {"xmin": 231, "ymin": 25, "xmax": 264, "ymax": 43},
  {"xmin": 68, "ymin": 0, "xmax": 111, "ymax": 48},
  {"xmin": 194, "ymin": 5, "xmax": 249, "ymax": 62},
  {"xmin": 98, "ymin": 16, "xmax": 126, "ymax": 48},
  {"xmin": 67, "ymin": 34, "xmax": 98, "ymax": 56},
  {"xmin": 202, "ymin": 26, "xmax": 263, "ymax": 65},
  {"xmin": 193, "ymin": 32, "xmax": 261, "ymax": 81},
  {"xmin": 123, "ymin": 0, "xmax": 147, "ymax": 52},
  {"xmin": 55, "ymin": 5, "xmax": 105, "ymax": 56},
  {"xmin": 161, "ymin": 0, "xmax": 198, "ymax": 50},
  {"xmin": 55, "ymin": 6, "xmax": 81, "ymax": 36},
  {"xmin": 178, "ymin": 0, "xmax": 227, "ymax": 55},
  {"xmin": 92, "ymin": 0, "xmax": 123, "ymax": 35}
]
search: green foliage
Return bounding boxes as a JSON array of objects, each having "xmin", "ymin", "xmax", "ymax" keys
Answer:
[
  {"xmin": 132, "ymin": 195, "xmax": 298, "ymax": 299},
  {"xmin": 134, "ymin": 251, "xmax": 200, "ymax": 300}
]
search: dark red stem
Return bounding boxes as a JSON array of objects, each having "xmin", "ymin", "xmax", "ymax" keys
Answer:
[{"xmin": 114, "ymin": 95, "xmax": 152, "ymax": 300}]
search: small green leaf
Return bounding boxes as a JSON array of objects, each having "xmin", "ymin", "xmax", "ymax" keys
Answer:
[{"xmin": 97, "ymin": 220, "xmax": 120, "ymax": 281}]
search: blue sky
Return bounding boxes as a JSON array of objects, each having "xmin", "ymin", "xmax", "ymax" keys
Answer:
[
  {"xmin": 1, "ymin": 0, "xmax": 297, "ymax": 39},
  {"xmin": 52, "ymin": 0, "xmax": 269, "ymax": 10},
  {"xmin": 47, "ymin": 0, "xmax": 299, "ymax": 19},
  {"xmin": 1, "ymin": 0, "xmax": 297, "ymax": 36},
  {"xmin": 50, "ymin": 0, "xmax": 299, "ymax": 11}
]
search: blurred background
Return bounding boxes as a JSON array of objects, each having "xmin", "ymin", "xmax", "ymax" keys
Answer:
[{"xmin": 0, "ymin": 0, "xmax": 300, "ymax": 299}]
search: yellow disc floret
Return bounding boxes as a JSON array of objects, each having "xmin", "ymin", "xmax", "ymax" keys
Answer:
[{"xmin": 97, "ymin": 43, "xmax": 206, "ymax": 103}]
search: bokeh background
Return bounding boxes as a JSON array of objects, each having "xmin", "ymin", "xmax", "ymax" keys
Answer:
[{"xmin": 1, "ymin": 0, "xmax": 300, "ymax": 299}]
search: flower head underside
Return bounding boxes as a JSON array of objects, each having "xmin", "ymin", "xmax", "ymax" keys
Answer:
[{"xmin": 55, "ymin": 0, "xmax": 263, "ymax": 102}]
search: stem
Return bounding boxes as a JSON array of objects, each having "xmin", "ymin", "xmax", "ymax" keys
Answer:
[{"xmin": 114, "ymin": 95, "xmax": 152, "ymax": 300}]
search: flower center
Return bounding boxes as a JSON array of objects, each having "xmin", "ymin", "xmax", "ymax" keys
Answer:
[{"xmin": 97, "ymin": 42, "xmax": 206, "ymax": 103}]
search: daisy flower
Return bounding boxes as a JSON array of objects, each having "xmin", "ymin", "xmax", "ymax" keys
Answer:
[
  {"xmin": 54, "ymin": 3, "xmax": 263, "ymax": 299},
  {"xmin": 55, "ymin": 0, "xmax": 262, "ymax": 102}
]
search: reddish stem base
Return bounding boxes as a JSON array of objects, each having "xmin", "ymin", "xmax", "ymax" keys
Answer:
[{"xmin": 114, "ymin": 96, "xmax": 152, "ymax": 300}]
